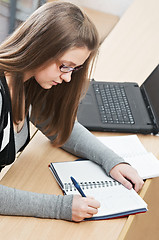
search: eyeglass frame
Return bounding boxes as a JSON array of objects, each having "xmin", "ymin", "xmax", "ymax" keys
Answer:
[{"xmin": 59, "ymin": 63, "xmax": 83, "ymax": 73}]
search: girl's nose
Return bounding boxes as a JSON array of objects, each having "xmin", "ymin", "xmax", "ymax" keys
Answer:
[{"xmin": 60, "ymin": 71, "xmax": 72, "ymax": 83}]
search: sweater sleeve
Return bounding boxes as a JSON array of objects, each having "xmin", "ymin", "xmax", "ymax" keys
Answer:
[
  {"xmin": 0, "ymin": 95, "xmax": 74, "ymax": 221},
  {"xmin": 0, "ymin": 184, "xmax": 73, "ymax": 221},
  {"xmin": 47, "ymin": 121, "xmax": 126, "ymax": 175}
]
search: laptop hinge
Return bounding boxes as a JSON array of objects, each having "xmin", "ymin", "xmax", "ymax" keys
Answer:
[{"xmin": 146, "ymin": 105, "xmax": 158, "ymax": 134}]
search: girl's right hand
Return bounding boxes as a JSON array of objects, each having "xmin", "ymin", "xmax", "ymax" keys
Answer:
[{"xmin": 72, "ymin": 195, "xmax": 100, "ymax": 222}]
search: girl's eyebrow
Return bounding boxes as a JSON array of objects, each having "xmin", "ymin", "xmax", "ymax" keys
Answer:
[{"xmin": 59, "ymin": 60, "xmax": 77, "ymax": 67}]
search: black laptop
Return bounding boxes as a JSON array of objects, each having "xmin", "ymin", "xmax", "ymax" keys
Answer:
[{"xmin": 77, "ymin": 65, "xmax": 159, "ymax": 134}]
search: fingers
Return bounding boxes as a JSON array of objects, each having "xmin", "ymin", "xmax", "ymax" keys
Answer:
[
  {"xmin": 128, "ymin": 175, "xmax": 144, "ymax": 192},
  {"xmin": 110, "ymin": 163, "xmax": 144, "ymax": 192},
  {"xmin": 112, "ymin": 171, "xmax": 133, "ymax": 190},
  {"xmin": 116, "ymin": 171, "xmax": 144, "ymax": 192},
  {"xmin": 87, "ymin": 196, "xmax": 101, "ymax": 208},
  {"xmin": 87, "ymin": 198, "xmax": 100, "ymax": 215},
  {"xmin": 120, "ymin": 166, "xmax": 144, "ymax": 192},
  {"xmin": 72, "ymin": 195, "xmax": 100, "ymax": 222},
  {"xmin": 84, "ymin": 205, "xmax": 99, "ymax": 219},
  {"xmin": 137, "ymin": 179, "xmax": 144, "ymax": 191},
  {"xmin": 125, "ymin": 170, "xmax": 144, "ymax": 192}
]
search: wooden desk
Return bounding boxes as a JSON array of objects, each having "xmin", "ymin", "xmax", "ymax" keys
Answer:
[
  {"xmin": 0, "ymin": 0, "xmax": 159, "ymax": 239},
  {"xmin": 0, "ymin": 130, "xmax": 159, "ymax": 240}
]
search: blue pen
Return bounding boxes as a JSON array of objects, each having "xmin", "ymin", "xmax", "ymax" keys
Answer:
[{"xmin": 70, "ymin": 176, "xmax": 86, "ymax": 197}]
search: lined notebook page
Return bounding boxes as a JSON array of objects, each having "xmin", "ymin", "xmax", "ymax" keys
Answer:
[{"xmin": 97, "ymin": 135, "xmax": 159, "ymax": 179}]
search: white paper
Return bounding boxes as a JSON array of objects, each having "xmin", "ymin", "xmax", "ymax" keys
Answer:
[{"xmin": 97, "ymin": 135, "xmax": 159, "ymax": 179}]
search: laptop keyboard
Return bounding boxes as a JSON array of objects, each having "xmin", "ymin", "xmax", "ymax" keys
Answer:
[{"xmin": 93, "ymin": 83, "xmax": 135, "ymax": 124}]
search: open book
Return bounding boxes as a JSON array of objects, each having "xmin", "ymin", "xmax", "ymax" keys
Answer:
[
  {"xmin": 49, "ymin": 160, "xmax": 147, "ymax": 220},
  {"xmin": 97, "ymin": 135, "xmax": 159, "ymax": 179}
]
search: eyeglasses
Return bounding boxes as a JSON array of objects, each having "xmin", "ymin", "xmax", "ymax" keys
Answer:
[{"xmin": 59, "ymin": 63, "xmax": 83, "ymax": 73}]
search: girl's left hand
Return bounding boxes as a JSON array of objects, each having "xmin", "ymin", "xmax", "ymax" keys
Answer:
[{"xmin": 110, "ymin": 163, "xmax": 144, "ymax": 192}]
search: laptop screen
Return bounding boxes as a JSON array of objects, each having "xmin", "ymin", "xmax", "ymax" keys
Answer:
[{"xmin": 140, "ymin": 65, "xmax": 159, "ymax": 129}]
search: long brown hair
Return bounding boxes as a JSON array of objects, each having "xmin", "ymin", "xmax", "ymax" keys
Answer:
[{"xmin": 0, "ymin": 1, "xmax": 99, "ymax": 146}]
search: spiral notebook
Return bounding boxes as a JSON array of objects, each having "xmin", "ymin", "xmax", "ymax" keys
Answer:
[{"xmin": 49, "ymin": 160, "xmax": 147, "ymax": 220}]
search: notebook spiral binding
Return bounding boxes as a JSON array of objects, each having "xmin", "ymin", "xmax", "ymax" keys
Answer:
[{"xmin": 64, "ymin": 180, "xmax": 121, "ymax": 192}]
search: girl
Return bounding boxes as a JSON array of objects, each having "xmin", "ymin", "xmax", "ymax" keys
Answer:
[{"xmin": 0, "ymin": 1, "xmax": 144, "ymax": 222}]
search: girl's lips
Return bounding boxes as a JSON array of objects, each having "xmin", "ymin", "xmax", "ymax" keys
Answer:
[
  {"xmin": 52, "ymin": 81, "xmax": 58, "ymax": 85},
  {"xmin": 52, "ymin": 80, "xmax": 62, "ymax": 85}
]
